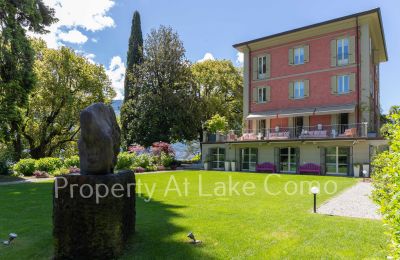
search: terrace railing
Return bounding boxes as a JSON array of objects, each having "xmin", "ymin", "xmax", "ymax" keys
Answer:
[{"xmin": 204, "ymin": 122, "xmax": 369, "ymax": 142}]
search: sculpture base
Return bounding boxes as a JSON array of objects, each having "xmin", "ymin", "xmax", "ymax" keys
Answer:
[{"xmin": 53, "ymin": 170, "xmax": 135, "ymax": 259}]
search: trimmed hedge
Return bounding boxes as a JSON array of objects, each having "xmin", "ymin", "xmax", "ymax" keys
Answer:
[{"xmin": 64, "ymin": 156, "xmax": 80, "ymax": 168}]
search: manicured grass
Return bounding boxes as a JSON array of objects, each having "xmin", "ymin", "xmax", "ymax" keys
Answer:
[{"xmin": 0, "ymin": 171, "xmax": 387, "ymax": 259}]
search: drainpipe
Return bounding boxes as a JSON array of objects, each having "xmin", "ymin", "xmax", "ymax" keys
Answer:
[
  {"xmin": 246, "ymin": 44, "xmax": 251, "ymax": 134},
  {"xmin": 356, "ymin": 17, "xmax": 360, "ymax": 126}
]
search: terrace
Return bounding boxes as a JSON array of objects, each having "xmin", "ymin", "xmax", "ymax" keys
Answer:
[{"xmin": 204, "ymin": 122, "xmax": 370, "ymax": 143}]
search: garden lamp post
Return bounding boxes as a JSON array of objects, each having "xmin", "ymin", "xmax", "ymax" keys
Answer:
[
  {"xmin": 363, "ymin": 170, "xmax": 368, "ymax": 182},
  {"xmin": 311, "ymin": 187, "xmax": 319, "ymax": 213}
]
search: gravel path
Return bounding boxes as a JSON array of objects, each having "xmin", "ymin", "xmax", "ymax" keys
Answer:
[{"xmin": 317, "ymin": 181, "xmax": 381, "ymax": 220}]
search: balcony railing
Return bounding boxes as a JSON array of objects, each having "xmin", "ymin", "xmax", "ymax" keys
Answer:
[{"xmin": 204, "ymin": 123, "xmax": 369, "ymax": 142}]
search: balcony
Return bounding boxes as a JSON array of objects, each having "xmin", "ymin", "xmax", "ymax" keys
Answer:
[{"xmin": 204, "ymin": 123, "xmax": 369, "ymax": 143}]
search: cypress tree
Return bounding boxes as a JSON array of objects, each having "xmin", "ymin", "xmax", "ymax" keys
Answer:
[
  {"xmin": 123, "ymin": 10, "xmax": 143, "ymax": 100},
  {"xmin": 121, "ymin": 11, "xmax": 143, "ymax": 148}
]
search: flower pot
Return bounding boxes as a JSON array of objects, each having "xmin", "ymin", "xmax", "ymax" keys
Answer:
[
  {"xmin": 353, "ymin": 165, "xmax": 360, "ymax": 177},
  {"xmin": 230, "ymin": 162, "xmax": 236, "ymax": 172},
  {"xmin": 224, "ymin": 161, "xmax": 230, "ymax": 171},
  {"xmin": 362, "ymin": 164, "xmax": 370, "ymax": 177},
  {"xmin": 203, "ymin": 162, "xmax": 209, "ymax": 170}
]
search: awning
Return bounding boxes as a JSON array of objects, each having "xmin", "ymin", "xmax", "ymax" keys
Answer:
[{"xmin": 246, "ymin": 103, "xmax": 356, "ymax": 120}]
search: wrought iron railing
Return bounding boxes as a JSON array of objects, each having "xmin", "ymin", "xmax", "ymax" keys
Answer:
[{"xmin": 204, "ymin": 123, "xmax": 369, "ymax": 142}]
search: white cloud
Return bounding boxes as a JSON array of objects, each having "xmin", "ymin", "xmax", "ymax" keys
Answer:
[
  {"xmin": 197, "ymin": 52, "xmax": 215, "ymax": 63},
  {"xmin": 58, "ymin": 29, "xmax": 88, "ymax": 44},
  {"xmin": 236, "ymin": 52, "xmax": 244, "ymax": 66},
  {"xmin": 84, "ymin": 53, "xmax": 96, "ymax": 63},
  {"xmin": 91, "ymin": 38, "xmax": 98, "ymax": 43},
  {"xmin": 30, "ymin": 0, "xmax": 115, "ymax": 48},
  {"xmin": 105, "ymin": 56, "xmax": 126, "ymax": 100}
]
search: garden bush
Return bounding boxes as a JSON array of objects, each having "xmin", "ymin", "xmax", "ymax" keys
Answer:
[
  {"xmin": 160, "ymin": 152, "xmax": 174, "ymax": 167},
  {"xmin": 64, "ymin": 156, "xmax": 80, "ymax": 168},
  {"xmin": 372, "ymin": 106, "xmax": 400, "ymax": 258},
  {"xmin": 53, "ymin": 168, "xmax": 70, "ymax": 176},
  {"xmin": 35, "ymin": 157, "xmax": 63, "ymax": 174},
  {"xmin": 0, "ymin": 144, "xmax": 13, "ymax": 175},
  {"xmin": 13, "ymin": 159, "xmax": 37, "ymax": 176},
  {"xmin": 116, "ymin": 152, "xmax": 137, "ymax": 170},
  {"xmin": 136, "ymin": 153, "xmax": 152, "ymax": 169}
]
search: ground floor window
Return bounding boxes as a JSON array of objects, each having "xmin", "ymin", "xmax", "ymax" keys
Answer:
[
  {"xmin": 210, "ymin": 147, "xmax": 225, "ymax": 169},
  {"xmin": 325, "ymin": 147, "xmax": 350, "ymax": 175},
  {"xmin": 241, "ymin": 148, "xmax": 258, "ymax": 171},
  {"xmin": 279, "ymin": 147, "xmax": 297, "ymax": 173}
]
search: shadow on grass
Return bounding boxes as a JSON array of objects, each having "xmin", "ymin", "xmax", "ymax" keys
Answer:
[
  {"xmin": 0, "ymin": 174, "xmax": 26, "ymax": 183},
  {"xmin": 121, "ymin": 195, "xmax": 215, "ymax": 259}
]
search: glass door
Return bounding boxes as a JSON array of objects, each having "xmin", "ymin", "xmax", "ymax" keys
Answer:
[
  {"xmin": 295, "ymin": 117, "xmax": 303, "ymax": 137},
  {"xmin": 326, "ymin": 147, "xmax": 349, "ymax": 175},
  {"xmin": 279, "ymin": 147, "xmax": 297, "ymax": 173},
  {"xmin": 210, "ymin": 147, "xmax": 225, "ymax": 170},
  {"xmin": 241, "ymin": 148, "xmax": 258, "ymax": 171}
]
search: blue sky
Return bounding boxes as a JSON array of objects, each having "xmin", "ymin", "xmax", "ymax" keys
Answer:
[{"xmin": 38, "ymin": 0, "xmax": 399, "ymax": 112}]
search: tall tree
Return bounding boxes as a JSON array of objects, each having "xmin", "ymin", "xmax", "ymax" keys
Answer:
[
  {"xmin": 121, "ymin": 10, "xmax": 143, "ymax": 147},
  {"xmin": 191, "ymin": 60, "xmax": 243, "ymax": 136},
  {"xmin": 0, "ymin": 0, "xmax": 57, "ymax": 160},
  {"xmin": 122, "ymin": 26, "xmax": 201, "ymax": 147},
  {"xmin": 21, "ymin": 40, "xmax": 115, "ymax": 159}
]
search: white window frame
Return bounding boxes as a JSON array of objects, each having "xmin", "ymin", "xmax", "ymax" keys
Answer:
[
  {"xmin": 337, "ymin": 38, "xmax": 349, "ymax": 66},
  {"xmin": 326, "ymin": 147, "xmax": 349, "ymax": 175},
  {"xmin": 257, "ymin": 56, "xmax": 267, "ymax": 79},
  {"xmin": 294, "ymin": 81, "xmax": 305, "ymax": 99},
  {"xmin": 280, "ymin": 147, "xmax": 297, "ymax": 173},
  {"xmin": 257, "ymin": 87, "xmax": 267, "ymax": 103},
  {"xmin": 337, "ymin": 75, "xmax": 350, "ymax": 94},
  {"xmin": 294, "ymin": 47, "xmax": 304, "ymax": 65}
]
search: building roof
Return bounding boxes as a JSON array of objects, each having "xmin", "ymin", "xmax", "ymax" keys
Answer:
[{"xmin": 233, "ymin": 8, "xmax": 388, "ymax": 62}]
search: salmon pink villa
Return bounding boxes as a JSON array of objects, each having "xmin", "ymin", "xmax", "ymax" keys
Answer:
[{"xmin": 201, "ymin": 8, "xmax": 388, "ymax": 176}]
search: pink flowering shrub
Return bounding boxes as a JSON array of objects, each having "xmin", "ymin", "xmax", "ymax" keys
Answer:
[
  {"xmin": 128, "ymin": 145, "xmax": 145, "ymax": 154},
  {"xmin": 151, "ymin": 142, "xmax": 174, "ymax": 156}
]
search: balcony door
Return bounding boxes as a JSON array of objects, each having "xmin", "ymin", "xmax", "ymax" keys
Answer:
[
  {"xmin": 339, "ymin": 113, "xmax": 349, "ymax": 134},
  {"xmin": 294, "ymin": 117, "xmax": 303, "ymax": 137},
  {"xmin": 279, "ymin": 147, "xmax": 298, "ymax": 173},
  {"xmin": 257, "ymin": 119, "xmax": 266, "ymax": 136}
]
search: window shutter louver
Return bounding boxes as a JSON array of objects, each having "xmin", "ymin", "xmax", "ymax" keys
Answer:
[
  {"xmin": 266, "ymin": 86, "xmax": 271, "ymax": 101},
  {"xmin": 252, "ymin": 57, "xmax": 258, "ymax": 80},
  {"xmin": 349, "ymin": 35, "xmax": 356, "ymax": 64},
  {"xmin": 304, "ymin": 79, "xmax": 310, "ymax": 97},
  {"xmin": 331, "ymin": 75, "xmax": 337, "ymax": 94},
  {"xmin": 289, "ymin": 82, "xmax": 294, "ymax": 99},
  {"xmin": 288, "ymin": 48, "xmax": 294, "ymax": 65},
  {"xmin": 266, "ymin": 54, "xmax": 271, "ymax": 78},
  {"xmin": 320, "ymin": 148, "xmax": 326, "ymax": 175},
  {"xmin": 304, "ymin": 45, "xmax": 310, "ymax": 62},
  {"xmin": 349, "ymin": 73, "xmax": 356, "ymax": 92},
  {"xmin": 252, "ymin": 87, "xmax": 258, "ymax": 102},
  {"xmin": 330, "ymin": 39, "xmax": 337, "ymax": 67}
]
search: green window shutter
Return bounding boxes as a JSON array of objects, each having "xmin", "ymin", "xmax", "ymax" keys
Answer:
[
  {"xmin": 288, "ymin": 82, "xmax": 294, "ymax": 99},
  {"xmin": 252, "ymin": 57, "xmax": 258, "ymax": 80},
  {"xmin": 304, "ymin": 79, "xmax": 310, "ymax": 97},
  {"xmin": 266, "ymin": 54, "xmax": 271, "ymax": 78},
  {"xmin": 304, "ymin": 45, "xmax": 310, "ymax": 63},
  {"xmin": 330, "ymin": 39, "xmax": 337, "ymax": 67},
  {"xmin": 349, "ymin": 73, "xmax": 356, "ymax": 92},
  {"xmin": 331, "ymin": 75, "xmax": 337, "ymax": 94},
  {"xmin": 349, "ymin": 35, "xmax": 356, "ymax": 64},
  {"xmin": 274, "ymin": 147, "xmax": 280, "ymax": 173},
  {"xmin": 266, "ymin": 86, "xmax": 271, "ymax": 101},
  {"xmin": 252, "ymin": 87, "xmax": 258, "ymax": 102},
  {"xmin": 288, "ymin": 48, "xmax": 294, "ymax": 65},
  {"xmin": 320, "ymin": 148, "xmax": 326, "ymax": 175}
]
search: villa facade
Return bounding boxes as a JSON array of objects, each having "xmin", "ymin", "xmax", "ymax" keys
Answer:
[{"xmin": 201, "ymin": 8, "xmax": 388, "ymax": 176}]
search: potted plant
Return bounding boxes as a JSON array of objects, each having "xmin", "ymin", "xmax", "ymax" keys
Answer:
[
  {"xmin": 203, "ymin": 155, "xmax": 211, "ymax": 170},
  {"xmin": 205, "ymin": 114, "xmax": 228, "ymax": 142},
  {"xmin": 224, "ymin": 160, "xmax": 231, "ymax": 171},
  {"xmin": 230, "ymin": 160, "xmax": 236, "ymax": 172},
  {"xmin": 353, "ymin": 163, "xmax": 361, "ymax": 177}
]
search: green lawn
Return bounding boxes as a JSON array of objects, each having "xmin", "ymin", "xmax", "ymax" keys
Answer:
[{"xmin": 0, "ymin": 171, "xmax": 387, "ymax": 259}]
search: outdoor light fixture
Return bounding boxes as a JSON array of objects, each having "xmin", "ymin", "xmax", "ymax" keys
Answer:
[
  {"xmin": 311, "ymin": 187, "xmax": 319, "ymax": 213},
  {"xmin": 3, "ymin": 233, "xmax": 17, "ymax": 245},
  {"xmin": 187, "ymin": 232, "xmax": 201, "ymax": 244}
]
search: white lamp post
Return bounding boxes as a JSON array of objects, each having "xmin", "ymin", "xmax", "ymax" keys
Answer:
[{"xmin": 311, "ymin": 186, "xmax": 320, "ymax": 213}]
